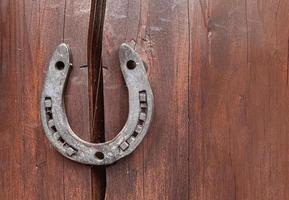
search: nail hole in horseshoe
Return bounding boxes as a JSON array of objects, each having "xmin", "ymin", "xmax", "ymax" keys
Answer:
[
  {"xmin": 95, "ymin": 152, "xmax": 105, "ymax": 160},
  {"xmin": 55, "ymin": 61, "xmax": 65, "ymax": 70},
  {"xmin": 127, "ymin": 60, "xmax": 137, "ymax": 70}
]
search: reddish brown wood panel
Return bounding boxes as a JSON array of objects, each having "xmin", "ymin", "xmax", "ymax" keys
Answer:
[
  {"xmin": 189, "ymin": 1, "xmax": 289, "ymax": 199},
  {"xmin": 102, "ymin": 0, "xmax": 289, "ymax": 200},
  {"xmin": 102, "ymin": 0, "xmax": 190, "ymax": 199},
  {"xmin": 2, "ymin": 0, "xmax": 289, "ymax": 199},
  {"xmin": 0, "ymin": 0, "xmax": 97, "ymax": 199}
]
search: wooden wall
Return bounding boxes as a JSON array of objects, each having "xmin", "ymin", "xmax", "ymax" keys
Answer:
[{"xmin": 2, "ymin": 0, "xmax": 289, "ymax": 199}]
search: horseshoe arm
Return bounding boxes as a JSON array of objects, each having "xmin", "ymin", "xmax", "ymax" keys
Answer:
[{"xmin": 40, "ymin": 43, "xmax": 154, "ymax": 165}]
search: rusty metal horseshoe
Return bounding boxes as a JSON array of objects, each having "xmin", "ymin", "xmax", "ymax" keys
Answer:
[{"xmin": 40, "ymin": 43, "xmax": 154, "ymax": 165}]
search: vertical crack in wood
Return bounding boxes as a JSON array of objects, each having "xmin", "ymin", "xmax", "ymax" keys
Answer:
[{"xmin": 88, "ymin": 0, "xmax": 107, "ymax": 199}]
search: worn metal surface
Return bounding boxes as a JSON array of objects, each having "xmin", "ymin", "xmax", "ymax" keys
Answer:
[{"xmin": 40, "ymin": 43, "xmax": 154, "ymax": 165}]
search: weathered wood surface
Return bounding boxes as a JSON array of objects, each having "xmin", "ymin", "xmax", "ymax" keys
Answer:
[
  {"xmin": 2, "ymin": 0, "xmax": 289, "ymax": 199},
  {"xmin": 0, "ymin": 0, "xmax": 98, "ymax": 199},
  {"xmin": 102, "ymin": 1, "xmax": 189, "ymax": 199},
  {"xmin": 102, "ymin": 0, "xmax": 289, "ymax": 199}
]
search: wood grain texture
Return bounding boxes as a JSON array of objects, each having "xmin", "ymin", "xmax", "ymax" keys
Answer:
[
  {"xmin": 0, "ymin": 0, "xmax": 97, "ymax": 199},
  {"xmin": 102, "ymin": 0, "xmax": 289, "ymax": 200},
  {"xmin": 189, "ymin": 0, "xmax": 289, "ymax": 199},
  {"xmin": 3, "ymin": 0, "xmax": 289, "ymax": 199},
  {"xmin": 63, "ymin": 1, "xmax": 93, "ymax": 200},
  {"xmin": 102, "ymin": 0, "xmax": 189, "ymax": 199}
]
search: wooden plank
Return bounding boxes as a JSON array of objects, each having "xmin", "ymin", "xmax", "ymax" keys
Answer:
[
  {"xmin": 62, "ymin": 0, "xmax": 93, "ymax": 200},
  {"xmin": 102, "ymin": 0, "xmax": 190, "ymax": 199},
  {"xmin": 189, "ymin": 0, "xmax": 289, "ymax": 199},
  {"xmin": 0, "ymin": 1, "xmax": 66, "ymax": 199},
  {"xmin": 188, "ymin": 0, "xmax": 249, "ymax": 199},
  {"xmin": 0, "ymin": 0, "xmax": 97, "ymax": 199}
]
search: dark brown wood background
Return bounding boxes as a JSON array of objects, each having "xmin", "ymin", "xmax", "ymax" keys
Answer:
[{"xmin": 2, "ymin": 0, "xmax": 289, "ymax": 199}]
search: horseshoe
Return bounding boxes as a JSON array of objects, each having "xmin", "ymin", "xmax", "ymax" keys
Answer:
[{"xmin": 40, "ymin": 43, "xmax": 154, "ymax": 165}]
